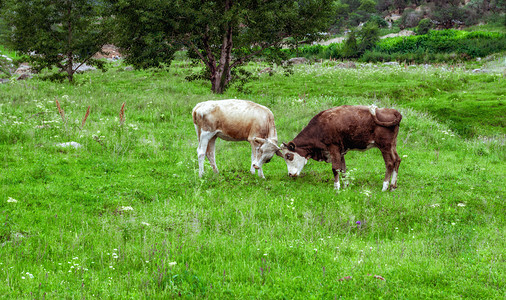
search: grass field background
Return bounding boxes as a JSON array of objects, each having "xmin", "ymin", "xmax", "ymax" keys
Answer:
[{"xmin": 1, "ymin": 59, "xmax": 505, "ymax": 298}]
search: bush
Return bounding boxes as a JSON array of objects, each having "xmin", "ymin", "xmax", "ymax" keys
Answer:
[
  {"xmin": 373, "ymin": 30, "xmax": 506, "ymax": 59},
  {"xmin": 368, "ymin": 14, "xmax": 389, "ymax": 28},
  {"xmin": 342, "ymin": 31, "xmax": 360, "ymax": 58},
  {"xmin": 281, "ymin": 29, "xmax": 506, "ymax": 64},
  {"xmin": 400, "ymin": 8, "xmax": 423, "ymax": 29},
  {"xmin": 358, "ymin": 22, "xmax": 380, "ymax": 54},
  {"xmin": 416, "ymin": 19, "xmax": 432, "ymax": 35}
]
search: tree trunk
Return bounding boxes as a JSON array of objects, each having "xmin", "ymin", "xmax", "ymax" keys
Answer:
[
  {"xmin": 65, "ymin": 0, "xmax": 74, "ymax": 82},
  {"xmin": 211, "ymin": 25, "xmax": 233, "ymax": 94},
  {"xmin": 210, "ymin": 0, "xmax": 233, "ymax": 94}
]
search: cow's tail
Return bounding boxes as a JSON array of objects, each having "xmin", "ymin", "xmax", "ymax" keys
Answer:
[{"xmin": 369, "ymin": 105, "xmax": 402, "ymax": 127}]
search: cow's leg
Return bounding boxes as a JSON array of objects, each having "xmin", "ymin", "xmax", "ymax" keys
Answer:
[
  {"xmin": 197, "ymin": 130, "xmax": 216, "ymax": 177},
  {"xmin": 332, "ymin": 168, "xmax": 341, "ymax": 190},
  {"xmin": 330, "ymin": 147, "xmax": 344, "ymax": 190},
  {"xmin": 380, "ymin": 148, "xmax": 396, "ymax": 191},
  {"xmin": 206, "ymin": 135, "xmax": 219, "ymax": 174},
  {"xmin": 249, "ymin": 143, "xmax": 265, "ymax": 178},
  {"xmin": 340, "ymin": 154, "xmax": 348, "ymax": 186},
  {"xmin": 257, "ymin": 166, "xmax": 265, "ymax": 179},
  {"xmin": 390, "ymin": 149, "xmax": 401, "ymax": 190},
  {"xmin": 249, "ymin": 144, "xmax": 257, "ymax": 175}
]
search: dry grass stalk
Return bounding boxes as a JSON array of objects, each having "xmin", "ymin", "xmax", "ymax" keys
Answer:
[
  {"xmin": 119, "ymin": 102, "xmax": 125, "ymax": 125},
  {"xmin": 81, "ymin": 106, "xmax": 91, "ymax": 129},
  {"xmin": 55, "ymin": 98, "xmax": 68, "ymax": 132},
  {"xmin": 55, "ymin": 99, "xmax": 66, "ymax": 122}
]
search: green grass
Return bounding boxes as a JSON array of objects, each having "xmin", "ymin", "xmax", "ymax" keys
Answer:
[{"xmin": 1, "ymin": 60, "xmax": 505, "ymax": 298}]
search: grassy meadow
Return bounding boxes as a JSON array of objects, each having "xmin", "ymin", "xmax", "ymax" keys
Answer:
[{"xmin": 0, "ymin": 58, "xmax": 505, "ymax": 298}]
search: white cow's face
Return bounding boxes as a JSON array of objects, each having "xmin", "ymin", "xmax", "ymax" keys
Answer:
[
  {"xmin": 252, "ymin": 138, "xmax": 281, "ymax": 169},
  {"xmin": 280, "ymin": 143, "xmax": 307, "ymax": 177}
]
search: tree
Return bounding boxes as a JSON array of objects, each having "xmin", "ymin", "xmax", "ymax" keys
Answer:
[
  {"xmin": 2, "ymin": 0, "xmax": 112, "ymax": 82},
  {"xmin": 429, "ymin": 0, "xmax": 465, "ymax": 29},
  {"xmin": 109, "ymin": 0, "xmax": 334, "ymax": 94},
  {"xmin": 357, "ymin": 22, "xmax": 379, "ymax": 53}
]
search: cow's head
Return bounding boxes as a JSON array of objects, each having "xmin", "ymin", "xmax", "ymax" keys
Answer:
[
  {"xmin": 252, "ymin": 138, "xmax": 282, "ymax": 169},
  {"xmin": 280, "ymin": 142, "xmax": 308, "ymax": 177}
]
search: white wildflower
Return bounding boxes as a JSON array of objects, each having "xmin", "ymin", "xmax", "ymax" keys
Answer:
[
  {"xmin": 141, "ymin": 222, "xmax": 150, "ymax": 226},
  {"xmin": 120, "ymin": 206, "xmax": 134, "ymax": 211},
  {"xmin": 168, "ymin": 262, "xmax": 177, "ymax": 266},
  {"xmin": 361, "ymin": 189, "xmax": 371, "ymax": 197},
  {"xmin": 430, "ymin": 203, "xmax": 440, "ymax": 208},
  {"xmin": 457, "ymin": 203, "xmax": 466, "ymax": 207},
  {"xmin": 7, "ymin": 197, "xmax": 18, "ymax": 203}
]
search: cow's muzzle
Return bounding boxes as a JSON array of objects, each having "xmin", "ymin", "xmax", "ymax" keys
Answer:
[{"xmin": 253, "ymin": 164, "xmax": 260, "ymax": 170}]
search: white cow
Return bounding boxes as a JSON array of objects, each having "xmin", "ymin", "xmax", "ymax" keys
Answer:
[{"xmin": 192, "ymin": 99, "xmax": 281, "ymax": 178}]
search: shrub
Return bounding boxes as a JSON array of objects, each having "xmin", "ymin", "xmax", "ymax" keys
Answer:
[
  {"xmin": 416, "ymin": 19, "xmax": 432, "ymax": 35},
  {"xmin": 368, "ymin": 14, "xmax": 389, "ymax": 28},
  {"xmin": 358, "ymin": 23, "xmax": 380, "ymax": 54},
  {"xmin": 400, "ymin": 8, "xmax": 423, "ymax": 29},
  {"xmin": 342, "ymin": 31, "xmax": 360, "ymax": 58}
]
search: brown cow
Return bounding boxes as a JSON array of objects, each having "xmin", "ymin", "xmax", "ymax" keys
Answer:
[
  {"xmin": 192, "ymin": 99, "xmax": 281, "ymax": 178},
  {"xmin": 280, "ymin": 105, "xmax": 402, "ymax": 191}
]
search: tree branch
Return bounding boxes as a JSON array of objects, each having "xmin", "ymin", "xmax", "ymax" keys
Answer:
[{"xmin": 230, "ymin": 41, "xmax": 279, "ymax": 69}]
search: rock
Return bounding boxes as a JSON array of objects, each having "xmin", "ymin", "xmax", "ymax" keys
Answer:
[
  {"xmin": 380, "ymin": 30, "xmax": 415, "ymax": 39},
  {"xmin": 74, "ymin": 63, "xmax": 97, "ymax": 73},
  {"xmin": 335, "ymin": 62, "xmax": 356, "ymax": 69},
  {"xmin": 17, "ymin": 73, "xmax": 32, "ymax": 80},
  {"xmin": 56, "ymin": 142, "xmax": 83, "ymax": 149},
  {"xmin": 14, "ymin": 63, "xmax": 32, "ymax": 75},
  {"xmin": 287, "ymin": 57, "xmax": 308, "ymax": 65},
  {"xmin": 319, "ymin": 37, "xmax": 346, "ymax": 45}
]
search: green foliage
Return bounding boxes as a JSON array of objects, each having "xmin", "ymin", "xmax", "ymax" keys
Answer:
[
  {"xmin": 109, "ymin": 0, "xmax": 335, "ymax": 93},
  {"xmin": 286, "ymin": 29, "xmax": 505, "ymax": 64},
  {"xmin": 1, "ymin": 0, "xmax": 112, "ymax": 82},
  {"xmin": 374, "ymin": 30, "xmax": 506, "ymax": 58},
  {"xmin": 368, "ymin": 14, "xmax": 389, "ymax": 28},
  {"xmin": 357, "ymin": 22, "xmax": 380, "ymax": 53},
  {"xmin": 108, "ymin": 0, "xmax": 178, "ymax": 70},
  {"xmin": 416, "ymin": 18, "xmax": 432, "ymax": 35},
  {"xmin": 400, "ymin": 8, "xmax": 423, "ymax": 29},
  {"xmin": 429, "ymin": 2, "xmax": 466, "ymax": 29},
  {"xmin": 342, "ymin": 31, "xmax": 360, "ymax": 58}
]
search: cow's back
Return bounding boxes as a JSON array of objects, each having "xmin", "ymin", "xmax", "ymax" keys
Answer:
[
  {"xmin": 192, "ymin": 100, "xmax": 275, "ymax": 141},
  {"xmin": 301, "ymin": 105, "xmax": 399, "ymax": 149}
]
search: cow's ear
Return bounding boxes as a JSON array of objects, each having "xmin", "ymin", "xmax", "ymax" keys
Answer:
[{"xmin": 288, "ymin": 142, "xmax": 296, "ymax": 151}]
